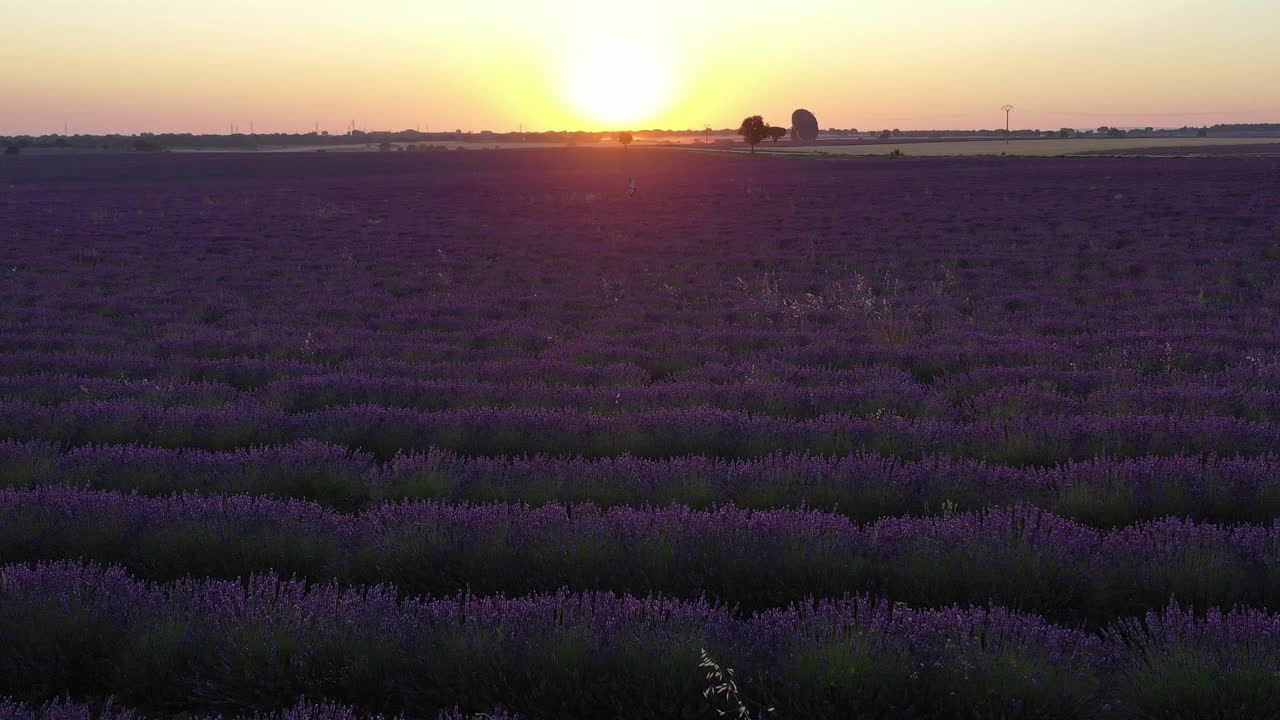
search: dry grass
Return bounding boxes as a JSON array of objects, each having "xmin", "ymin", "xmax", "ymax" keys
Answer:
[{"xmin": 730, "ymin": 136, "xmax": 1280, "ymax": 157}]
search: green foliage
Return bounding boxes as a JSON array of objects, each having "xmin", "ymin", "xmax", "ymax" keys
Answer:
[
  {"xmin": 1112, "ymin": 635, "xmax": 1280, "ymax": 719},
  {"xmin": 0, "ymin": 594, "xmax": 123, "ymax": 702}
]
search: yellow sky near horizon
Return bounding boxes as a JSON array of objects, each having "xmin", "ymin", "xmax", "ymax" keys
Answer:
[{"xmin": 3, "ymin": 0, "xmax": 1279, "ymax": 135}]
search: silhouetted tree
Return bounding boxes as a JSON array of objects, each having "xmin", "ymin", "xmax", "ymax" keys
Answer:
[
  {"xmin": 617, "ymin": 132, "xmax": 633, "ymax": 149},
  {"xmin": 766, "ymin": 126, "xmax": 787, "ymax": 142},
  {"xmin": 1197, "ymin": 127, "xmax": 1208, "ymax": 137},
  {"xmin": 879, "ymin": 130, "xmax": 891, "ymax": 140},
  {"xmin": 737, "ymin": 116, "xmax": 768, "ymax": 154}
]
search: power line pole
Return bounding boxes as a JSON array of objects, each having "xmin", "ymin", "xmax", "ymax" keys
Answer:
[{"xmin": 1001, "ymin": 105, "xmax": 1014, "ymax": 144}]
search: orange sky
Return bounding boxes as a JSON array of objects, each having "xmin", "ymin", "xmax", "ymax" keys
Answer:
[{"xmin": 4, "ymin": 0, "xmax": 1279, "ymax": 135}]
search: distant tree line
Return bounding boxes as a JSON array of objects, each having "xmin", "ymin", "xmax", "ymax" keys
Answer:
[
  {"xmin": 735, "ymin": 115, "xmax": 807, "ymax": 153},
  {"xmin": 4, "ymin": 122, "xmax": 1276, "ymax": 154},
  {"xmin": 0, "ymin": 128, "xmax": 748, "ymax": 153}
]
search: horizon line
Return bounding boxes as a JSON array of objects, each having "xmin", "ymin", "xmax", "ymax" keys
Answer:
[{"xmin": 8, "ymin": 122, "xmax": 1278, "ymax": 139}]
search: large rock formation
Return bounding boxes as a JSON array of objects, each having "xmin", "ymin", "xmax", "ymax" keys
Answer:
[{"xmin": 791, "ymin": 109, "xmax": 819, "ymax": 143}]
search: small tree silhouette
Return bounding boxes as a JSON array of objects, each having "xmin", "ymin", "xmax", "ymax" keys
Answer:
[
  {"xmin": 738, "ymin": 116, "xmax": 768, "ymax": 154},
  {"xmin": 766, "ymin": 126, "xmax": 787, "ymax": 142},
  {"xmin": 617, "ymin": 132, "xmax": 633, "ymax": 149}
]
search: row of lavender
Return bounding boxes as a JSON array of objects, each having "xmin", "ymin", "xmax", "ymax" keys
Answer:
[
  {"xmin": 7, "ymin": 440, "xmax": 1280, "ymax": 526},
  {"xmin": 8, "ymin": 353, "xmax": 1280, "ymax": 392},
  {"xmin": 0, "ymin": 700, "xmax": 512, "ymax": 720},
  {"xmin": 7, "ymin": 220, "xmax": 1271, "ymax": 329},
  {"xmin": 14, "ymin": 372, "xmax": 1280, "ymax": 422},
  {"xmin": 2, "ymin": 560, "xmax": 1277, "ymax": 719},
  {"xmin": 9, "ymin": 487, "xmax": 1280, "ymax": 623},
  {"xmin": 3, "ymin": 401, "xmax": 1279, "ymax": 463},
  {"xmin": 2, "ymin": 329, "xmax": 1276, "ymax": 379}
]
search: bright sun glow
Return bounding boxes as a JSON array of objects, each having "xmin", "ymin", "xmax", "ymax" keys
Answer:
[{"xmin": 564, "ymin": 40, "xmax": 673, "ymax": 128}]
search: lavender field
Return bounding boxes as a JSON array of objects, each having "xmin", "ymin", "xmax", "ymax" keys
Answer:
[{"xmin": 3, "ymin": 149, "xmax": 1280, "ymax": 718}]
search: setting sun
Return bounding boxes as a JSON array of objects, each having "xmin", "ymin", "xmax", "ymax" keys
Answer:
[{"xmin": 563, "ymin": 40, "xmax": 674, "ymax": 128}]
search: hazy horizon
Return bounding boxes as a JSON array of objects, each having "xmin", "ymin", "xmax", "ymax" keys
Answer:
[{"xmin": 5, "ymin": 0, "xmax": 1280, "ymax": 136}]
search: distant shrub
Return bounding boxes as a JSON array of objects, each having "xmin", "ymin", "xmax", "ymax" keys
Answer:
[
  {"xmin": 889, "ymin": 148, "xmax": 905, "ymax": 158},
  {"xmin": 378, "ymin": 142, "xmax": 394, "ymax": 152},
  {"xmin": 616, "ymin": 132, "xmax": 633, "ymax": 149},
  {"xmin": 130, "ymin": 140, "xmax": 162, "ymax": 152}
]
